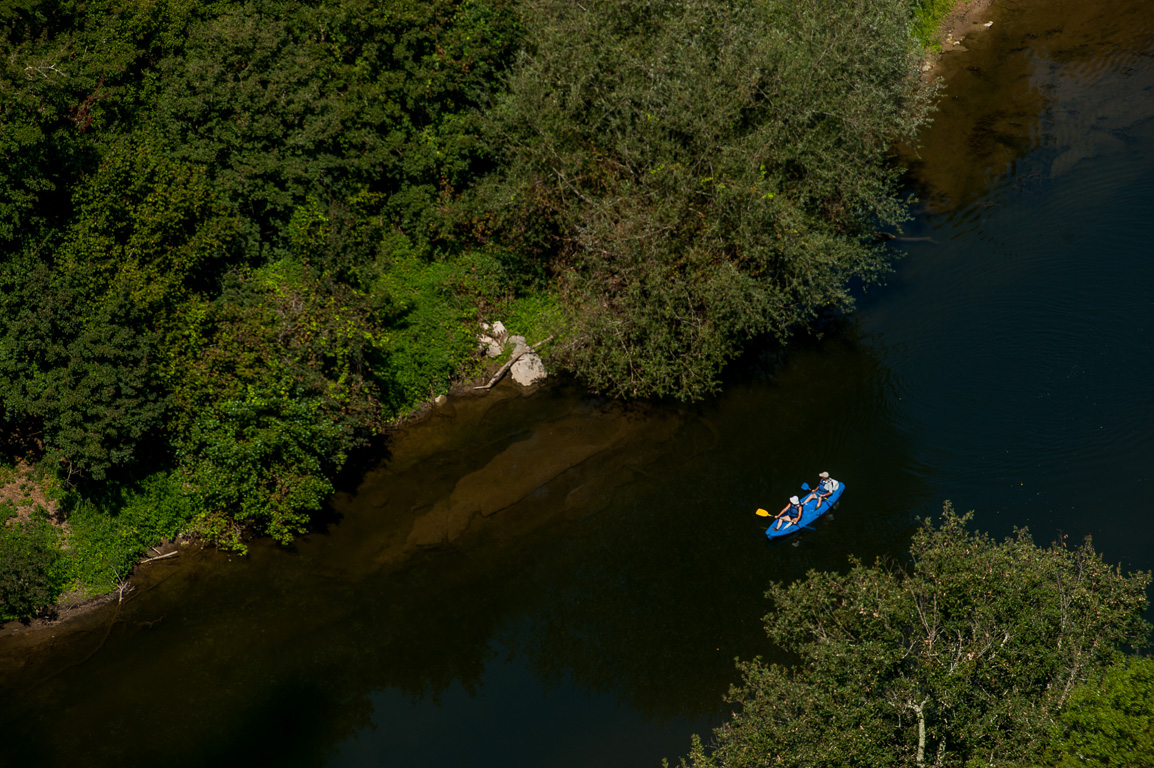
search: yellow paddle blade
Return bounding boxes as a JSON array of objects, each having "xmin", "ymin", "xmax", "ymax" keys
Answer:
[{"xmin": 755, "ymin": 508, "xmax": 771, "ymax": 517}]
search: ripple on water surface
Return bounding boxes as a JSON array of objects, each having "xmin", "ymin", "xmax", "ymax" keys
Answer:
[{"xmin": 877, "ymin": 0, "xmax": 1154, "ymax": 556}]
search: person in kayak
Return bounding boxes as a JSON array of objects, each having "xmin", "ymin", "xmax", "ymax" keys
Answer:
[
  {"xmin": 813, "ymin": 472, "xmax": 840, "ymax": 508},
  {"xmin": 774, "ymin": 495, "xmax": 804, "ymax": 530}
]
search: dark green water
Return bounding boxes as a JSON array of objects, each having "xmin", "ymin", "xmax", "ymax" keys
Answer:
[{"xmin": 2, "ymin": 0, "xmax": 1153, "ymax": 765}]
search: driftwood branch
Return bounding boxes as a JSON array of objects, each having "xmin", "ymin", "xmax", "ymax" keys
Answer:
[
  {"xmin": 474, "ymin": 335, "xmax": 554, "ymax": 391},
  {"xmin": 139, "ymin": 551, "xmax": 179, "ymax": 565},
  {"xmin": 113, "ymin": 570, "xmax": 135, "ymax": 604}
]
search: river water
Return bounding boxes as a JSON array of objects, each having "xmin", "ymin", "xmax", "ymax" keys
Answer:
[{"xmin": 2, "ymin": 0, "xmax": 1153, "ymax": 765}]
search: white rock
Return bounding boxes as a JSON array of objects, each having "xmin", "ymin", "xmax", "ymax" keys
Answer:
[
  {"xmin": 478, "ymin": 334, "xmax": 502, "ymax": 358},
  {"xmin": 491, "ymin": 321, "xmax": 508, "ymax": 343},
  {"xmin": 511, "ymin": 350, "xmax": 547, "ymax": 387}
]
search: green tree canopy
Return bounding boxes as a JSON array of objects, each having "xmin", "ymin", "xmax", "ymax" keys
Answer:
[
  {"xmin": 678, "ymin": 506, "xmax": 1151, "ymax": 768},
  {"xmin": 0, "ymin": 0, "xmax": 520, "ymax": 551},
  {"xmin": 488, "ymin": 0, "xmax": 935, "ymax": 399},
  {"xmin": 1046, "ymin": 655, "xmax": 1154, "ymax": 768}
]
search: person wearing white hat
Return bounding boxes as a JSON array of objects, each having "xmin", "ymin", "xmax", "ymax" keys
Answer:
[
  {"xmin": 813, "ymin": 471, "xmax": 840, "ymax": 508},
  {"xmin": 774, "ymin": 494, "xmax": 804, "ymax": 530}
]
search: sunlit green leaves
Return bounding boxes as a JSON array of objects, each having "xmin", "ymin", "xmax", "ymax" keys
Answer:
[
  {"xmin": 60, "ymin": 139, "xmax": 241, "ymax": 310},
  {"xmin": 178, "ymin": 393, "xmax": 341, "ymax": 548},
  {"xmin": 1048, "ymin": 656, "xmax": 1154, "ymax": 768},
  {"xmin": 678, "ymin": 506, "xmax": 1151, "ymax": 768}
]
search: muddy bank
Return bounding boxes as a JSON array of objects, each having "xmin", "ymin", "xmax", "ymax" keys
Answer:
[{"xmin": 928, "ymin": 0, "xmax": 998, "ymax": 69}]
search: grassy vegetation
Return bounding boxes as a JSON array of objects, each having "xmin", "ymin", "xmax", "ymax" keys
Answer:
[
  {"xmin": 912, "ymin": 0, "xmax": 964, "ymax": 50},
  {"xmin": 64, "ymin": 473, "xmax": 194, "ymax": 594},
  {"xmin": 0, "ymin": 464, "xmax": 195, "ymax": 621}
]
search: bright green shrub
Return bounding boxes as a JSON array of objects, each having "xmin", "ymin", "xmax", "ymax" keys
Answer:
[
  {"xmin": 501, "ymin": 293, "xmax": 564, "ymax": 347},
  {"xmin": 66, "ymin": 472, "xmax": 194, "ymax": 592},
  {"xmin": 177, "ymin": 394, "xmax": 343, "ymax": 550},
  {"xmin": 373, "ymin": 242, "xmax": 485, "ymax": 415}
]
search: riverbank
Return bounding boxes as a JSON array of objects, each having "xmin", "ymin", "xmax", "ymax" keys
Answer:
[
  {"xmin": 0, "ymin": 356, "xmax": 539, "ymax": 642},
  {"xmin": 0, "ymin": 0, "xmax": 993, "ymax": 645},
  {"xmin": 6, "ymin": 0, "xmax": 1153, "ymax": 760},
  {"xmin": 925, "ymin": 0, "xmax": 997, "ymax": 71}
]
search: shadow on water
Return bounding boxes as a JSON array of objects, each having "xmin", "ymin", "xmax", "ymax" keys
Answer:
[{"xmin": 0, "ymin": 326, "xmax": 927, "ymax": 766}]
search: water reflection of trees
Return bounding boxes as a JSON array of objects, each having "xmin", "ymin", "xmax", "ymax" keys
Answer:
[{"xmin": 900, "ymin": 0, "xmax": 1154, "ymax": 215}]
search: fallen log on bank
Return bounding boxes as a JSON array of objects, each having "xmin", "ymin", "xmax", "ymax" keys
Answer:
[
  {"xmin": 474, "ymin": 335, "xmax": 554, "ymax": 391},
  {"xmin": 139, "ymin": 551, "xmax": 179, "ymax": 565}
]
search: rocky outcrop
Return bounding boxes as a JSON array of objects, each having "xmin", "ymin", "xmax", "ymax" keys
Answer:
[
  {"xmin": 477, "ymin": 321, "xmax": 508, "ymax": 358},
  {"xmin": 476, "ymin": 324, "xmax": 549, "ymax": 389}
]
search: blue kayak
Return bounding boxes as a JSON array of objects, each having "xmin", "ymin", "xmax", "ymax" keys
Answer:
[{"xmin": 764, "ymin": 481, "xmax": 845, "ymax": 540}]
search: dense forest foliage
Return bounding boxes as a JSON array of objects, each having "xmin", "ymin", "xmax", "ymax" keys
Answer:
[
  {"xmin": 0, "ymin": 0, "xmax": 938, "ymax": 616},
  {"xmin": 676, "ymin": 507, "xmax": 1153, "ymax": 768}
]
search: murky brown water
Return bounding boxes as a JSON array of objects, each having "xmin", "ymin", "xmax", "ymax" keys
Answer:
[
  {"xmin": 3, "ymin": 1, "xmax": 1153, "ymax": 765},
  {"xmin": 903, "ymin": 0, "xmax": 1154, "ymax": 210}
]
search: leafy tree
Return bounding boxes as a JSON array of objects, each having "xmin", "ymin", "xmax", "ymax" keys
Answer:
[
  {"xmin": 164, "ymin": 259, "xmax": 387, "ymax": 547},
  {"xmin": 56, "ymin": 139, "xmax": 241, "ymax": 312},
  {"xmin": 677, "ymin": 506, "xmax": 1151, "ymax": 768},
  {"xmin": 0, "ymin": 515, "xmax": 67, "ymax": 623},
  {"xmin": 488, "ymin": 0, "xmax": 936, "ymax": 399},
  {"xmin": 0, "ymin": 268, "xmax": 169, "ymax": 484},
  {"xmin": 151, "ymin": 0, "xmax": 521, "ymax": 252},
  {"xmin": 0, "ymin": 0, "xmax": 192, "ymax": 248},
  {"xmin": 177, "ymin": 392, "xmax": 342, "ymax": 548},
  {"xmin": 1045, "ymin": 655, "xmax": 1154, "ymax": 768},
  {"xmin": 163, "ymin": 258, "xmax": 385, "ymax": 432},
  {"xmin": 0, "ymin": 142, "xmax": 236, "ymax": 484}
]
